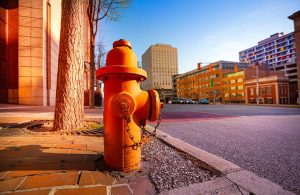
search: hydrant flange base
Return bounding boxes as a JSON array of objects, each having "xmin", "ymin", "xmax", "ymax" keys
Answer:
[{"xmin": 96, "ymin": 65, "xmax": 147, "ymax": 81}]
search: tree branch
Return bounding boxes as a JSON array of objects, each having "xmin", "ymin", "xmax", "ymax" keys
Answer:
[{"xmin": 96, "ymin": 0, "xmax": 113, "ymax": 21}]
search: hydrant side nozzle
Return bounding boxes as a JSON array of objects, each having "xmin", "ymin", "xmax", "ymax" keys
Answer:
[{"xmin": 148, "ymin": 90, "xmax": 161, "ymax": 122}]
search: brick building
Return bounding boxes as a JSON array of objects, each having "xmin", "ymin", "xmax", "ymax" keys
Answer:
[
  {"xmin": 246, "ymin": 76, "xmax": 289, "ymax": 104},
  {"xmin": 174, "ymin": 61, "xmax": 249, "ymax": 102},
  {"xmin": 222, "ymin": 70, "xmax": 245, "ymax": 103},
  {"xmin": 223, "ymin": 64, "xmax": 289, "ymax": 104},
  {"xmin": 0, "ymin": 0, "xmax": 91, "ymax": 106},
  {"xmin": 174, "ymin": 62, "xmax": 290, "ymax": 104}
]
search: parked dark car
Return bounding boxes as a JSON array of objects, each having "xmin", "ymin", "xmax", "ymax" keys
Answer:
[
  {"xmin": 179, "ymin": 98, "xmax": 194, "ymax": 104},
  {"xmin": 198, "ymin": 98, "xmax": 209, "ymax": 104},
  {"xmin": 186, "ymin": 99, "xmax": 194, "ymax": 104},
  {"xmin": 179, "ymin": 98, "xmax": 187, "ymax": 104},
  {"xmin": 172, "ymin": 98, "xmax": 183, "ymax": 104}
]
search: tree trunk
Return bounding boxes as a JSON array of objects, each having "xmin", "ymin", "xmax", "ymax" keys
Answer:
[
  {"xmin": 53, "ymin": 0, "xmax": 85, "ymax": 131},
  {"xmin": 89, "ymin": 43, "xmax": 95, "ymax": 108}
]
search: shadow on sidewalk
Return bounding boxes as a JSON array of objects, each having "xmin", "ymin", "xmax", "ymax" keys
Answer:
[{"xmin": 0, "ymin": 145, "xmax": 106, "ymax": 172}]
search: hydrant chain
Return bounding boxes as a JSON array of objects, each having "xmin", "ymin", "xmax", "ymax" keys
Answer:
[
  {"xmin": 154, "ymin": 114, "xmax": 162, "ymax": 134},
  {"xmin": 125, "ymin": 119, "xmax": 142, "ymax": 150},
  {"xmin": 120, "ymin": 101, "xmax": 142, "ymax": 150}
]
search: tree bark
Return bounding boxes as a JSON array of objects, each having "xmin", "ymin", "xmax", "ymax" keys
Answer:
[
  {"xmin": 53, "ymin": 0, "xmax": 85, "ymax": 131},
  {"xmin": 89, "ymin": 43, "xmax": 95, "ymax": 108}
]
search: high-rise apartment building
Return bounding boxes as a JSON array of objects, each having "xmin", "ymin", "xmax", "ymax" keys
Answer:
[
  {"xmin": 239, "ymin": 32, "xmax": 296, "ymax": 79},
  {"xmin": 239, "ymin": 32, "xmax": 297, "ymax": 103},
  {"xmin": 142, "ymin": 44, "xmax": 178, "ymax": 100}
]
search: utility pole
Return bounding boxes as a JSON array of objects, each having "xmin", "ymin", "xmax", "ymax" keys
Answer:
[
  {"xmin": 213, "ymin": 79, "xmax": 216, "ymax": 104},
  {"xmin": 210, "ymin": 77, "xmax": 215, "ymax": 104},
  {"xmin": 256, "ymin": 63, "xmax": 259, "ymax": 104}
]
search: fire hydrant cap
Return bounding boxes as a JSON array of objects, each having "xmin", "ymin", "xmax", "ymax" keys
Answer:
[
  {"xmin": 106, "ymin": 39, "xmax": 136, "ymax": 67},
  {"xmin": 96, "ymin": 39, "xmax": 147, "ymax": 81},
  {"xmin": 113, "ymin": 39, "xmax": 132, "ymax": 49}
]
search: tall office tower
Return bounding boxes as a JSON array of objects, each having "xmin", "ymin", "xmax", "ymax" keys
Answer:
[
  {"xmin": 239, "ymin": 32, "xmax": 297, "ymax": 103},
  {"xmin": 142, "ymin": 44, "xmax": 178, "ymax": 100}
]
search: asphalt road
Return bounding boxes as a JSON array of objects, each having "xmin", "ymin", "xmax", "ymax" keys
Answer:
[{"xmin": 155, "ymin": 104, "xmax": 300, "ymax": 193}]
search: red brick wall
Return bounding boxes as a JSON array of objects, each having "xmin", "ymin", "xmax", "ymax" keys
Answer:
[{"xmin": 246, "ymin": 84, "xmax": 276, "ymax": 104}]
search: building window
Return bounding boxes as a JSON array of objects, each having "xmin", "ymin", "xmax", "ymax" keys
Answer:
[
  {"xmin": 237, "ymin": 85, "xmax": 243, "ymax": 90},
  {"xmin": 267, "ymin": 86, "xmax": 272, "ymax": 95},
  {"xmin": 237, "ymin": 92, "xmax": 244, "ymax": 97},
  {"xmin": 260, "ymin": 87, "xmax": 265, "ymax": 95},
  {"xmin": 250, "ymin": 88, "xmax": 254, "ymax": 96},
  {"xmin": 266, "ymin": 98, "xmax": 273, "ymax": 104}
]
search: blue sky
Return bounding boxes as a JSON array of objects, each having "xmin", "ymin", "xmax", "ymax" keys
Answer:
[{"xmin": 99, "ymin": 0, "xmax": 299, "ymax": 73}]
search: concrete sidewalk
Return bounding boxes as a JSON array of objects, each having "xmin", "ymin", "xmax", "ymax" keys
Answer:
[
  {"xmin": 0, "ymin": 104, "xmax": 296, "ymax": 194},
  {"xmin": 0, "ymin": 134, "xmax": 153, "ymax": 195},
  {"xmin": 0, "ymin": 127, "xmax": 294, "ymax": 195},
  {"xmin": 0, "ymin": 104, "xmax": 103, "ymax": 126}
]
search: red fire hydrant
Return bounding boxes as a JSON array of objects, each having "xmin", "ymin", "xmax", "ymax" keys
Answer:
[{"xmin": 96, "ymin": 39, "xmax": 161, "ymax": 172}]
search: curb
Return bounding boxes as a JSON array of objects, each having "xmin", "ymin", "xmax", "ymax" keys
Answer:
[
  {"xmin": 145, "ymin": 125, "xmax": 295, "ymax": 195},
  {"xmin": 224, "ymin": 103, "xmax": 300, "ymax": 109}
]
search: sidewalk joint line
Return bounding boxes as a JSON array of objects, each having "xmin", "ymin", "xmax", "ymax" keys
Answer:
[
  {"xmin": 0, "ymin": 171, "xmax": 9, "ymax": 180},
  {"xmin": 48, "ymin": 189, "xmax": 56, "ymax": 195},
  {"xmin": 15, "ymin": 176, "xmax": 27, "ymax": 191},
  {"xmin": 76, "ymin": 171, "xmax": 82, "ymax": 185}
]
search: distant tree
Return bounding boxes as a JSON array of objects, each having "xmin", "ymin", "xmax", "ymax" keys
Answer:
[
  {"xmin": 95, "ymin": 41, "xmax": 107, "ymax": 106},
  {"xmin": 95, "ymin": 40, "xmax": 107, "ymax": 69},
  {"xmin": 53, "ymin": 0, "xmax": 85, "ymax": 131},
  {"xmin": 87, "ymin": 0, "xmax": 130, "ymax": 108}
]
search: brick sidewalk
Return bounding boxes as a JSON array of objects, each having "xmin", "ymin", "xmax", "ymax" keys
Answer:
[{"xmin": 0, "ymin": 135, "xmax": 151, "ymax": 195}]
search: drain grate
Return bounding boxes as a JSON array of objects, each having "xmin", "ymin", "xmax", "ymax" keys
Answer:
[{"xmin": 59, "ymin": 128, "xmax": 103, "ymax": 137}]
